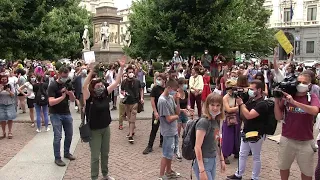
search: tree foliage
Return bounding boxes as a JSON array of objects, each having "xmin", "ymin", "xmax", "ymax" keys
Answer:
[
  {"xmin": 0, "ymin": 0, "xmax": 91, "ymax": 60},
  {"xmin": 126, "ymin": 0, "xmax": 276, "ymax": 60}
]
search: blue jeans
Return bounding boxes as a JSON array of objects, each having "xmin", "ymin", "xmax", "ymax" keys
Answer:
[
  {"xmin": 193, "ymin": 158, "xmax": 217, "ymax": 180},
  {"xmin": 50, "ymin": 114, "xmax": 73, "ymax": 160},
  {"xmin": 34, "ymin": 104, "xmax": 49, "ymax": 129}
]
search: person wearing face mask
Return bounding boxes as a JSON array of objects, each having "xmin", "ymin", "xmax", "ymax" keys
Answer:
[
  {"xmin": 189, "ymin": 67, "xmax": 204, "ymax": 118},
  {"xmin": 82, "ymin": 58, "xmax": 125, "ymax": 180},
  {"xmin": 18, "ymin": 72, "xmax": 37, "ymax": 128},
  {"xmin": 201, "ymin": 49, "xmax": 212, "ymax": 72},
  {"xmin": 193, "ymin": 93, "xmax": 226, "ymax": 180},
  {"xmin": 254, "ymin": 72, "xmax": 268, "ymax": 97},
  {"xmin": 47, "ymin": 66, "xmax": 76, "ymax": 167},
  {"xmin": 227, "ymin": 80, "xmax": 269, "ymax": 180},
  {"xmin": 172, "ymin": 50, "xmax": 183, "ymax": 70},
  {"xmin": 202, "ymin": 69, "xmax": 212, "ymax": 104},
  {"xmin": 73, "ymin": 66, "xmax": 88, "ymax": 118},
  {"xmin": 0, "ymin": 74, "xmax": 16, "ymax": 139},
  {"xmin": 273, "ymin": 71, "xmax": 320, "ymax": 180},
  {"xmin": 143, "ymin": 73, "xmax": 166, "ymax": 155},
  {"xmin": 222, "ymin": 80, "xmax": 241, "ymax": 165},
  {"xmin": 157, "ymin": 78, "xmax": 187, "ymax": 180},
  {"xmin": 121, "ymin": 65, "xmax": 144, "ymax": 143}
]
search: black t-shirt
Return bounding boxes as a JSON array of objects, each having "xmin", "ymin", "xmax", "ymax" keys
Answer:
[
  {"xmin": 179, "ymin": 91, "xmax": 188, "ymax": 109},
  {"xmin": 150, "ymin": 85, "xmax": 164, "ymax": 111},
  {"xmin": 242, "ymin": 97, "xmax": 268, "ymax": 135},
  {"xmin": 86, "ymin": 92, "xmax": 111, "ymax": 130},
  {"xmin": 33, "ymin": 83, "xmax": 49, "ymax": 95},
  {"xmin": 47, "ymin": 81, "xmax": 70, "ymax": 114},
  {"xmin": 121, "ymin": 78, "xmax": 142, "ymax": 104}
]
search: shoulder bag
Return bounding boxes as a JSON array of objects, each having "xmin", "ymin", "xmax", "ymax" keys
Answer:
[{"xmin": 79, "ymin": 100, "xmax": 93, "ymax": 142}]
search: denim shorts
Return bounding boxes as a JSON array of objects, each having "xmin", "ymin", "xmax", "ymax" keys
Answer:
[
  {"xmin": 162, "ymin": 135, "xmax": 178, "ymax": 159},
  {"xmin": 178, "ymin": 112, "xmax": 188, "ymax": 124},
  {"xmin": 193, "ymin": 157, "xmax": 217, "ymax": 180}
]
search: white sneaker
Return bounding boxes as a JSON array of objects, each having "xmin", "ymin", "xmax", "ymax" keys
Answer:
[
  {"xmin": 74, "ymin": 106, "xmax": 78, "ymax": 110},
  {"xmin": 46, "ymin": 127, "xmax": 50, "ymax": 132},
  {"xmin": 36, "ymin": 129, "xmax": 41, "ymax": 133}
]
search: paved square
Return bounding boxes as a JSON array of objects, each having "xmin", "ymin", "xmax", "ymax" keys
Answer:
[{"xmin": 64, "ymin": 120, "xmax": 318, "ymax": 180}]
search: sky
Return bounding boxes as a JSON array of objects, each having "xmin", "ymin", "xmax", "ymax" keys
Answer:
[{"xmin": 115, "ymin": 0, "xmax": 133, "ymax": 10}]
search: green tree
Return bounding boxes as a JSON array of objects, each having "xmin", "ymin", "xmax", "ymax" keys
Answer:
[
  {"xmin": 126, "ymin": 0, "xmax": 276, "ymax": 60},
  {"xmin": 0, "ymin": 0, "xmax": 91, "ymax": 60}
]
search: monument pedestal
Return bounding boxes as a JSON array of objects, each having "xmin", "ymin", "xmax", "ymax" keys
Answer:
[{"xmin": 91, "ymin": 5, "xmax": 125, "ymax": 63}]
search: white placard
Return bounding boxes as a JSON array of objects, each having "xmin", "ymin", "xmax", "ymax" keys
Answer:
[{"xmin": 83, "ymin": 51, "xmax": 95, "ymax": 64}]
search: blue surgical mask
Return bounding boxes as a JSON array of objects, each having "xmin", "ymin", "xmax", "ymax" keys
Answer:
[
  {"xmin": 156, "ymin": 80, "xmax": 162, "ymax": 86},
  {"xmin": 169, "ymin": 90, "xmax": 177, "ymax": 96},
  {"xmin": 183, "ymin": 84, "xmax": 188, "ymax": 91},
  {"xmin": 248, "ymin": 89, "xmax": 256, "ymax": 98}
]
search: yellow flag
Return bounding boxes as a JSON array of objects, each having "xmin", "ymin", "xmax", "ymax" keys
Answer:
[{"xmin": 275, "ymin": 30, "xmax": 294, "ymax": 54}]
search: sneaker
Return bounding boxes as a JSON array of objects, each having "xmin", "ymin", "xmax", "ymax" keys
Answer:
[
  {"xmin": 36, "ymin": 129, "xmax": 41, "ymax": 133},
  {"xmin": 175, "ymin": 153, "xmax": 182, "ymax": 162},
  {"xmin": 55, "ymin": 159, "xmax": 66, "ymax": 166},
  {"xmin": 226, "ymin": 174, "xmax": 242, "ymax": 180},
  {"xmin": 158, "ymin": 175, "xmax": 168, "ymax": 180},
  {"xmin": 166, "ymin": 170, "xmax": 181, "ymax": 178},
  {"xmin": 31, "ymin": 123, "xmax": 35, "ymax": 128},
  {"xmin": 128, "ymin": 136, "xmax": 134, "ymax": 144},
  {"xmin": 126, "ymin": 133, "xmax": 135, "ymax": 138},
  {"xmin": 64, "ymin": 154, "xmax": 76, "ymax": 161},
  {"xmin": 46, "ymin": 127, "xmax": 50, "ymax": 132},
  {"xmin": 102, "ymin": 175, "xmax": 115, "ymax": 180},
  {"xmin": 224, "ymin": 157, "xmax": 230, "ymax": 164},
  {"xmin": 143, "ymin": 146, "xmax": 153, "ymax": 154}
]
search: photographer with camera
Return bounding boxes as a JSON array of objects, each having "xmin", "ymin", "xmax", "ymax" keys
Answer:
[
  {"xmin": 274, "ymin": 71, "xmax": 320, "ymax": 180},
  {"xmin": 227, "ymin": 80, "xmax": 269, "ymax": 180},
  {"xmin": 47, "ymin": 66, "xmax": 76, "ymax": 167}
]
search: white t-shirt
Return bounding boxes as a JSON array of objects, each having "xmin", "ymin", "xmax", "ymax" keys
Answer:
[
  {"xmin": 8, "ymin": 76, "xmax": 19, "ymax": 94},
  {"xmin": 106, "ymin": 70, "xmax": 114, "ymax": 84},
  {"xmin": 24, "ymin": 82, "xmax": 35, "ymax": 99},
  {"xmin": 263, "ymin": 70, "xmax": 269, "ymax": 83},
  {"xmin": 68, "ymin": 69, "xmax": 75, "ymax": 80}
]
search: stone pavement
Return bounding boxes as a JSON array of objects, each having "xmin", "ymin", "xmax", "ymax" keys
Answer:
[{"xmin": 64, "ymin": 121, "xmax": 318, "ymax": 180}]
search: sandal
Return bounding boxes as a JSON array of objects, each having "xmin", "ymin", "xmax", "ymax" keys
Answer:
[
  {"xmin": 0, "ymin": 132, "xmax": 6, "ymax": 139},
  {"xmin": 8, "ymin": 133, "xmax": 13, "ymax": 139}
]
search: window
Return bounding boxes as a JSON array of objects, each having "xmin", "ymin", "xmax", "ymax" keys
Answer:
[
  {"xmin": 307, "ymin": 6, "xmax": 317, "ymax": 21},
  {"xmin": 284, "ymin": 8, "xmax": 292, "ymax": 22},
  {"xmin": 306, "ymin": 41, "xmax": 315, "ymax": 53}
]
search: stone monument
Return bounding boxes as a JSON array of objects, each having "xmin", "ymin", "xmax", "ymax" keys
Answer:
[
  {"xmin": 82, "ymin": 25, "xmax": 90, "ymax": 51},
  {"xmin": 91, "ymin": 0, "xmax": 125, "ymax": 63}
]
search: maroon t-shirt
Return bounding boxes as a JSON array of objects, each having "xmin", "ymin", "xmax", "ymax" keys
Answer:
[{"xmin": 282, "ymin": 94, "xmax": 320, "ymax": 141}]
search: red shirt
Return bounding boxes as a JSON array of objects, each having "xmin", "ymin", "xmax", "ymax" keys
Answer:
[{"xmin": 282, "ymin": 94, "xmax": 320, "ymax": 141}]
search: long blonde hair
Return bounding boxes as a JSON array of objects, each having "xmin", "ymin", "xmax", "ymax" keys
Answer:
[{"xmin": 202, "ymin": 93, "xmax": 225, "ymax": 121}]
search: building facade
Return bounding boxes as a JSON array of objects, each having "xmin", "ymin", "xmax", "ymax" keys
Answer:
[
  {"xmin": 264, "ymin": 0, "xmax": 320, "ymax": 61},
  {"xmin": 80, "ymin": 0, "xmax": 115, "ymax": 14}
]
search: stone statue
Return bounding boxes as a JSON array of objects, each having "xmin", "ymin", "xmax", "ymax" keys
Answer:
[
  {"xmin": 100, "ymin": 22, "xmax": 110, "ymax": 50},
  {"xmin": 124, "ymin": 30, "xmax": 131, "ymax": 47},
  {"xmin": 82, "ymin": 25, "xmax": 90, "ymax": 50}
]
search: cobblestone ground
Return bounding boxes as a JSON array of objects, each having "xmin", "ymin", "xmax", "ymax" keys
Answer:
[
  {"xmin": 0, "ymin": 123, "xmax": 37, "ymax": 168},
  {"xmin": 64, "ymin": 120, "xmax": 318, "ymax": 180}
]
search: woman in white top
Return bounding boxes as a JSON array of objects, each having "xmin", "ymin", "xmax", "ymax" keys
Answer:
[{"xmin": 18, "ymin": 72, "xmax": 36, "ymax": 127}]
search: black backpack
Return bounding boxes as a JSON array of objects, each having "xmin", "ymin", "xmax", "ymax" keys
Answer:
[
  {"xmin": 35, "ymin": 83, "xmax": 48, "ymax": 106},
  {"xmin": 182, "ymin": 118, "xmax": 200, "ymax": 160},
  {"xmin": 261, "ymin": 99, "xmax": 277, "ymax": 135}
]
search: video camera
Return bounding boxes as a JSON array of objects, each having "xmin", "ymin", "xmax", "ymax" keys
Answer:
[
  {"xmin": 272, "ymin": 75, "xmax": 297, "ymax": 98},
  {"xmin": 230, "ymin": 87, "xmax": 246, "ymax": 99},
  {"xmin": 63, "ymin": 79, "xmax": 74, "ymax": 91}
]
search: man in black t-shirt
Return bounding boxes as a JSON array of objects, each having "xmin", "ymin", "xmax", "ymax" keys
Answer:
[
  {"xmin": 121, "ymin": 65, "xmax": 143, "ymax": 143},
  {"xmin": 47, "ymin": 66, "xmax": 76, "ymax": 167},
  {"xmin": 142, "ymin": 73, "xmax": 166, "ymax": 154},
  {"xmin": 227, "ymin": 80, "xmax": 268, "ymax": 180}
]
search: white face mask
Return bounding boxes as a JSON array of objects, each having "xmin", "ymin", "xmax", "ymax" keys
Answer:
[
  {"xmin": 128, "ymin": 72, "xmax": 134, "ymax": 78},
  {"xmin": 296, "ymin": 83, "xmax": 309, "ymax": 93},
  {"xmin": 248, "ymin": 89, "xmax": 256, "ymax": 98},
  {"xmin": 210, "ymin": 111, "xmax": 221, "ymax": 119}
]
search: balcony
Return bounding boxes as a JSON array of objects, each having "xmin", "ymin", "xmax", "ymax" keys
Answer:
[{"xmin": 268, "ymin": 20, "xmax": 320, "ymax": 28}]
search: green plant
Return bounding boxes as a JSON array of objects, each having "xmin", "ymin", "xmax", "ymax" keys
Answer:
[
  {"xmin": 146, "ymin": 75, "xmax": 154, "ymax": 88},
  {"xmin": 152, "ymin": 62, "xmax": 163, "ymax": 70}
]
